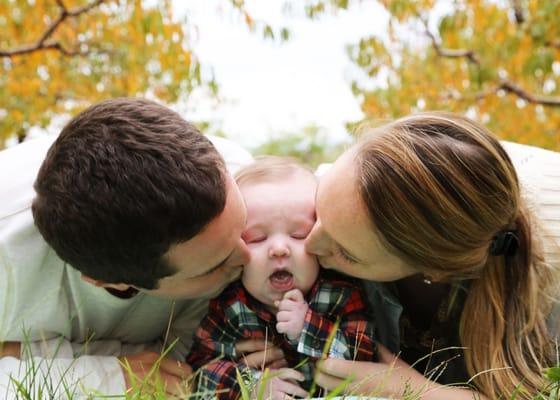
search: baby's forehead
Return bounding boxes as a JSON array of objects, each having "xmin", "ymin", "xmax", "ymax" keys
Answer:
[
  {"xmin": 239, "ymin": 167, "xmax": 317, "ymax": 186},
  {"xmin": 239, "ymin": 168, "xmax": 316, "ymax": 193},
  {"xmin": 243, "ymin": 176, "xmax": 316, "ymax": 200},
  {"xmin": 242, "ymin": 180, "xmax": 316, "ymax": 222}
]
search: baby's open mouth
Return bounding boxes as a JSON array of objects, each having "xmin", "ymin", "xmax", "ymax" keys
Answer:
[{"xmin": 269, "ymin": 270, "xmax": 294, "ymax": 291}]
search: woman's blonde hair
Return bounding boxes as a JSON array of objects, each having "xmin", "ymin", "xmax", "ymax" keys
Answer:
[{"xmin": 356, "ymin": 111, "xmax": 556, "ymax": 398}]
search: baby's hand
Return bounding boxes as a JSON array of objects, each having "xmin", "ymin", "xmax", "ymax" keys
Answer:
[
  {"xmin": 253, "ymin": 368, "xmax": 308, "ymax": 400},
  {"xmin": 275, "ymin": 289, "xmax": 309, "ymax": 341}
]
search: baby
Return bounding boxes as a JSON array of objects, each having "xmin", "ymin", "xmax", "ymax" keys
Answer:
[{"xmin": 187, "ymin": 156, "xmax": 377, "ymax": 400}]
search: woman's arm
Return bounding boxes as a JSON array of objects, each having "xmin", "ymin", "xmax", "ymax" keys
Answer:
[{"xmin": 314, "ymin": 344, "xmax": 488, "ymax": 400}]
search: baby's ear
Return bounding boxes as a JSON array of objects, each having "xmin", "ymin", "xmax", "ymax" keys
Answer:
[{"xmin": 80, "ymin": 274, "xmax": 131, "ymax": 291}]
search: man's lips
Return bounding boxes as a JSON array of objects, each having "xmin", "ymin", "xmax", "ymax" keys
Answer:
[{"xmin": 269, "ymin": 270, "xmax": 294, "ymax": 291}]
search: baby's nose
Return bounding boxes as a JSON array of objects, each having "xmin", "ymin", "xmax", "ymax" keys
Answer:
[{"xmin": 268, "ymin": 241, "xmax": 290, "ymax": 258}]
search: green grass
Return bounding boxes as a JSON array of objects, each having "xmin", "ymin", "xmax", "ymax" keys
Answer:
[{"xmin": 2, "ymin": 337, "xmax": 559, "ymax": 399}]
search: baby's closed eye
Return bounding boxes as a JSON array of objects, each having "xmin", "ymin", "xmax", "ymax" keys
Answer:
[
  {"xmin": 290, "ymin": 232, "xmax": 309, "ymax": 240},
  {"xmin": 242, "ymin": 230, "xmax": 266, "ymax": 244}
]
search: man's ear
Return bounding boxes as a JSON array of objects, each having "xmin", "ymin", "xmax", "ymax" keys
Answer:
[{"xmin": 80, "ymin": 274, "xmax": 132, "ymax": 291}]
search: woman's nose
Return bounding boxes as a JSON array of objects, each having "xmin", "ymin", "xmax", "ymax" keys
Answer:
[{"xmin": 305, "ymin": 221, "xmax": 332, "ymax": 257}]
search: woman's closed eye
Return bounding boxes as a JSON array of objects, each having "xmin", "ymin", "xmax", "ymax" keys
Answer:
[{"xmin": 334, "ymin": 245, "xmax": 358, "ymax": 264}]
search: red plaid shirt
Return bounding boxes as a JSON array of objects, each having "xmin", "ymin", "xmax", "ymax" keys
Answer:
[{"xmin": 186, "ymin": 269, "xmax": 377, "ymax": 399}]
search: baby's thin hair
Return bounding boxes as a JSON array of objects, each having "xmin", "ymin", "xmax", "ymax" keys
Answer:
[{"xmin": 235, "ymin": 155, "xmax": 316, "ymax": 186}]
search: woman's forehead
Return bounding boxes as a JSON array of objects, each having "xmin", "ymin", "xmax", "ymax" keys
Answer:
[
  {"xmin": 317, "ymin": 150, "xmax": 358, "ymax": 210},
  {"xmin": 317, "ymin": 153, "xmax": 384, "ymax": 255}
]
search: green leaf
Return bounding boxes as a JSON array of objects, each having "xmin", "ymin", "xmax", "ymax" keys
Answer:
[
  {"xmin": 546, "ymin": 367, "xmax": 560, "ymax": 383},
  {"xmin": 280, "ymin": 27, "xmax": 290, "ymax": 41},
  {"xmin": 236, "ymin": 368, "xmax": 251, "ymax": 400},
  {"xmin": 263, "ymin": 25, "xmax": 274, "ymax": 39}
]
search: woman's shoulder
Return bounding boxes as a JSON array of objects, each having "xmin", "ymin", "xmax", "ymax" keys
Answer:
[
  {"xmin": 501, "ymin": 141, "xmax": 559, "ymax": 194},
  {"xmin": 501, "ymin": 141, "xmax": 559, "ymax": 163},
  {"xmin": 502, "ymin": 140, "xmax": 557, "ymax": 179},
  {"xmin": 501, "ymin": 141, "xmax": 559, "ymax": 193},
  {"xmin": 502, "ymin": 141, "xmax": 560, "ymax": 271}
]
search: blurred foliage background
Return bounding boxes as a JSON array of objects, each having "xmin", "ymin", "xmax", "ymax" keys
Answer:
[
  {"xmin": 0, "ymin": 0, "xmax": 210, "ymax": 146},
  {"xmin": 0, "ymin": 0, "xmax": 558, "ymax": 158},
  {"xmin": 346, "ymin": 0, "xmax": 560, "ymax": 149}
]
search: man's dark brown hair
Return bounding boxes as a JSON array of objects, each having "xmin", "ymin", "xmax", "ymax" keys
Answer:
[{"xmin": 32, "ymin": 98, "xmax": 227, "ymax": 289}]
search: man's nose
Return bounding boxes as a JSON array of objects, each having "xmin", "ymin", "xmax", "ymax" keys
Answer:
[
  {"xmin": 227, "ymin": 238, "xmax": 251, "ymax": 267},
  {"xmin": 304, "ymin": 221, "xmax": 332, "ymax": 257}
]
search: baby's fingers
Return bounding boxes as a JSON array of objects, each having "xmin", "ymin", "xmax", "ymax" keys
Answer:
[
  {"xmin": 276, "ymin": 310, "xmax": 294, "ymax": 322},
  {"xmin": 282, "ymin": 289, "xmax": 305, "ymax": 303},
  {"xmin": 276, "ymin": 321, "xmax": 288, "ymax": 335}
]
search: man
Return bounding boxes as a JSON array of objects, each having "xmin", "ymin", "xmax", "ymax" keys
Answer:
[{"xmin": 0, "ymin": 98, "xmax": 275, "ymax": 396}]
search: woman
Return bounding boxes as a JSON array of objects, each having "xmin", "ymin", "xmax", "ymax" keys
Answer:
[{"xmin": 305, "ymin": 112, "xmax": 560, "ymax": 399}]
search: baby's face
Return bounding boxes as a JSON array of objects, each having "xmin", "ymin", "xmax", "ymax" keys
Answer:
[{"xmin": 240, "ymin": 171, "xmax": 319, "ymax": 311}]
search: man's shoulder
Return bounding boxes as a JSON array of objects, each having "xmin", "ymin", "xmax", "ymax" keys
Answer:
[
  {"xmin": 206, "ymin": 135, "xmax": 253, "ymax": 175},
  {"xmin": 0, "ymin": 136, "xmax": 56, "ymax": 219}
]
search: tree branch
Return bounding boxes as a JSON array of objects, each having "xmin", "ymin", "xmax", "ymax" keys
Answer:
[
  {"xmin": 44, "ymin": 41, "xmax": 90, "ymax": 56},
  {"xmin": 443, "ymin": 80, "xmax": 560, "ymax": 107},
  {"xmin": 545, "ymin": 39, "xmax": 560, "ymax": 49},
  {"xmin": 511, "ymin": 0, "xmax": 525, "ymax": 24},
  {"xmin": 0, "ymin": 0, "xmax": 105, "ymax": 58},
  {"xmin": 66, "ymin": 0, "xmax": 105, "ymax": 17},
  {"xmin": 0, "ymin": 41, "xmax": 87, "ymax": 57},
  {"xmin": 420, "ymin": 14, "xmax": 560, "ymax": 107},
  {"xmin": 498, "ymin": 80, "xmax": 560, "ymax": 106},
  {"xmin": 421, "ymin": 18, "xmax": 479, "ymax": 65}
]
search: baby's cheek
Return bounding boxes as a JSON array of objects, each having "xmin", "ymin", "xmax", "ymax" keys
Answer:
[
  {"xmin": 301, "ymin": 248, "xmax": 320, "ymax": 270},
  {"xmin": 240, "ymin": 257, "xmax": 265, "ymax": 285}
]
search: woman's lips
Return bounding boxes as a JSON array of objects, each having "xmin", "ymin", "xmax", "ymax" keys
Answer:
[{"xmin": 269, "ymin": 270, "xmax": 294, "ymax": 291}]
